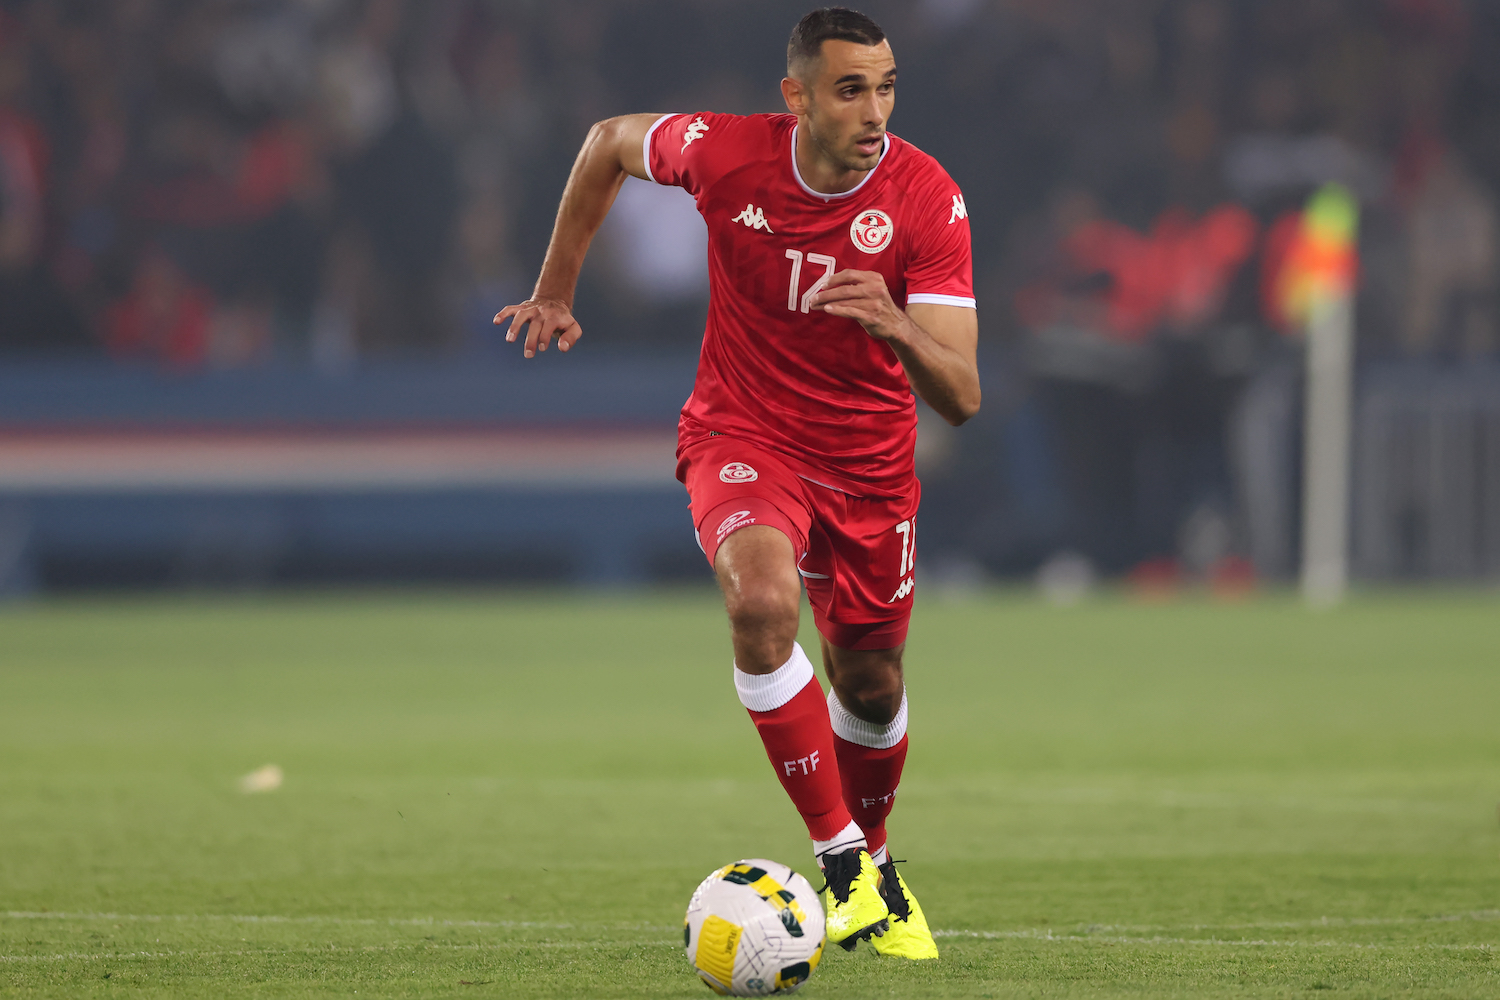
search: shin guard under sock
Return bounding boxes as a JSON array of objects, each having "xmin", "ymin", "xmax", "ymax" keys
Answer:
[
  {"xmin": 828, "ymin": 687, "xmax": 909, "ymax": 858},
  {"xmin": 735, "ymin": 643, "xmax": 853, "ymax": 842}
]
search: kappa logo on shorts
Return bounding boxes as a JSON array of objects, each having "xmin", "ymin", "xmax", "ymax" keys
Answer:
[
  {"xmin": 715, "ymin": 509, "xmax": 756, "ymax": 538},
  {"xmin": 850, "ymin": 208, "xmax": 894, "ymax": 254},
  {"xmin": 719, "ymin": 462, "xmax": 758, "ymax": 483}
]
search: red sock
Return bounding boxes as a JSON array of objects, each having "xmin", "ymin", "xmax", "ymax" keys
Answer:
[
  {"xmin": 833, "ymin": 734, "xmax": 907, "ymax": 857},
  {"xmin": 737, "ymin": 645, "xmax": 852, "ymax": 841},
  {"xmin": 826, "ymin": 687, "xmax": 909, "ymax": 858}
]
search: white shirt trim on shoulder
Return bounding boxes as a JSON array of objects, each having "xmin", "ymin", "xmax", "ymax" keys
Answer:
[
  {"xmin": 907, "ymin": 292, "xmax": 977, "ymax": 309},
  {"xmin": 789, "ymin": 125, "xmax": 891, "ymax": 202},
  {"xmin": 641, "ymin": 114, "xmax": 675, "ymax": 184}
]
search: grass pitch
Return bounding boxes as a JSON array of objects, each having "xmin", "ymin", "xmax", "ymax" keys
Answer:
[{"xmin": 1, "ymin": 587, "xmax": 1498, "ymax": 998}]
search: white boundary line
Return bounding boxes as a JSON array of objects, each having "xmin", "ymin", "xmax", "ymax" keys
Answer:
[
  {"xmin": 979, "ymin": 910, "xmax": 1500, "ymax": 935},
  {"xmin": 934, "ymin": 929, "xmax": 1496, "ymax": 951},
  {"xmin": 8, "ymin": 909, "xmax": 1497, "ymax": 934},
  {"xmin": 1, "ymin": 940, "xmax": 679, "ymax": 964},
  {"xmin": 2, "ymin": 911, "xmax": 589, "ymax": 931}
]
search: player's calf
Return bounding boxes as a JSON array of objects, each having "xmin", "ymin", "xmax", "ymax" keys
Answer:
[
  {"xmin": 736, "ymin": 642, "xmax": 858, "ymax": 851},
  {"xmin": 829, "ymin": 685, "xmax": 908, "ymax": 863}
]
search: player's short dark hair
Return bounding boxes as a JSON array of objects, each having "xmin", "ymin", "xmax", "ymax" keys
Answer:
[{"xmin": 787, "ymin": 8, "xmax": 887, "ymax": 80}]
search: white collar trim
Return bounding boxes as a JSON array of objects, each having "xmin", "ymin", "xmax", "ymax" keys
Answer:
[{"xmin": 789, "ymin": 125, "xmax": 890, "ymax": 202}]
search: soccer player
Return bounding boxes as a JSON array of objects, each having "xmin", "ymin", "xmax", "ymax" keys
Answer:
[{"xmin": 496, "ymin": 7, "xmax": 977, "ymax": 959}]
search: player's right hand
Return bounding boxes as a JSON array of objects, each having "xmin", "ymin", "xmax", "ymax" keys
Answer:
[{"xmin": 494, "ymin": 297, "xmax": 583, "ymax": 358}]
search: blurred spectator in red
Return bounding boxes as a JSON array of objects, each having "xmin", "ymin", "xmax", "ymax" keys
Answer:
[
  {"xmin": 0, "ymin": 7, "xmax": 88, "ymax": 354},
  {"xmin": 1016, "ymin": 181, "xmax": 1259, "ymax": 574},
  {"xmin": 0, "ymin": 13, "xmax": 45, "ymax": 270},
  {"xmin": 1064, "ymin": 204, "xmax": 1258, "ymax": 342},
  {"xmin": 103, "ymin": 245, "xmax": 212, "ymax": 368},
  {"xmin": 126, "ymin": 0, "xmax": 327, "ymax": 367}
]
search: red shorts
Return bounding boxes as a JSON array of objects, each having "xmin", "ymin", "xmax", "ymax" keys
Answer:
[{"xmin": 677, "ymin": 435, "xmax": 919, "ymax": 651}]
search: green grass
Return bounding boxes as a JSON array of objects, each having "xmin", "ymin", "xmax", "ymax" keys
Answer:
[{"xmin": 1, "ymin": 587, "xmax": 1498, "ymax": 998}]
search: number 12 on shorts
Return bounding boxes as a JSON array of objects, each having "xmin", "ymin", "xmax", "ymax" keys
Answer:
[
  {"xmin": 894, "ymin": 519, "xmax": 915, "ymax": 575},
  {"xmin": 890, "ymin": 519, "xmax": 915, "ymax": 603}
]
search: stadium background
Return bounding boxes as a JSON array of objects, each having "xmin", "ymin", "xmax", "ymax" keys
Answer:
[{"xmin": 0, "ymin": 0, "xmax": 1496, "ymax": 593}]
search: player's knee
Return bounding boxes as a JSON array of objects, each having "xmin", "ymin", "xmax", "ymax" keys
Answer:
[
  {"xmin": 832, "ymin": 654, "xmax": 904, "ymax": 725},
  {"xmin": 722, "ymin": 570, "xmax": 800, "ymax": 673},
  {"xmin": 844, "ymin": 682, "xmax": 903, "ymax": 726},
  {"xmin": 724, "ymin": 577, "xmax": 800, "ymax": 644}
]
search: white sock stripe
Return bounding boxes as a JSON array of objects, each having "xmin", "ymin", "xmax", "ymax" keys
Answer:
[
  {"xmin": 827, "ymin": 688, "xmax": 908, "ymax": 749},
  {"xmin": 813, "ymin": 820, "xmax": 866, "ymax": 861},
  {"xmin": 734, "ymin": 643, "xmax": 816, "ymax": 713}
]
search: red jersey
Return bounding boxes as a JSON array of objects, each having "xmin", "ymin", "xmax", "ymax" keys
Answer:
[{"xmin": 646, "ymin": 112, "xmax": 974, "ymax": 495}]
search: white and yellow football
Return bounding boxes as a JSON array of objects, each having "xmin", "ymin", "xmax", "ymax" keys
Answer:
[{"xmin": 683, "ymin": 859, "xmax": 826, "ymax": 996}]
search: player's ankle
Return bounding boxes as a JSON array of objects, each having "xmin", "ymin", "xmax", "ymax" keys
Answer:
[{"xmin": 813, "ymin": 819, "xmax": 867, "ymax": 868}]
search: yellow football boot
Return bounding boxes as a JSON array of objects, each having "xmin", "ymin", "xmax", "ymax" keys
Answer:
[
  {"xmin": 871, "ymin": 858, "xmax": 939, "ymax": 959},
  {"xmin": 820, "ymin": 848, "xmax": 890, "ymax": 950}
]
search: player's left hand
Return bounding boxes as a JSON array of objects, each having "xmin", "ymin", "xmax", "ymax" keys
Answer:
[{"xmin": 810, "ymin": 270, "xmax": 908, "ymax": 342}]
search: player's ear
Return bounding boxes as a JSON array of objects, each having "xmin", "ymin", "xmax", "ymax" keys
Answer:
[{"xmin": 781, "ymin": 76, "xmax": 807, "ymax": 116}]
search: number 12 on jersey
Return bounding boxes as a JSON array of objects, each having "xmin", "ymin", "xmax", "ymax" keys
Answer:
[{"xmin": 785, "ymin": 249, "xmax": 837, "ymax": 313}]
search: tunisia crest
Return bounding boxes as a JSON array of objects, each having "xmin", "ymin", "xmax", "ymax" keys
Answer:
[{"xmin": 849, "ymin": 208, "xmax": 894, "ymax": 254}]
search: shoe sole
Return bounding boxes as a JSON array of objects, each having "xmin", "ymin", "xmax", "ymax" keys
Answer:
[{"xmin": 834, "ymin": 917, "xmax": 890, "ymax": 951}]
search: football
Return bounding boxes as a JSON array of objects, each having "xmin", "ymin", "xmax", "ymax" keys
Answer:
[{"xmin": 683, "ymin": 858, "xmax": 827, "ymax": 996}]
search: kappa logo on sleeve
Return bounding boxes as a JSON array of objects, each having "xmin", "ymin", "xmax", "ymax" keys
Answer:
[
  {"xmin": 681, "ymin": 116, "xmax": 710, "ymax": 153},
  {"xmin": 948, "ymin": 194, "xmax": 968, "ymax": 224},
  {"xmin": 719, "ymin": 462, "xmax": 758, "ymax": 483}
]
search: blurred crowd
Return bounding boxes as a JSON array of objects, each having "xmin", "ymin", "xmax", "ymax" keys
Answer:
[
  {"xmin": 0, "ymin": 0, "xmax": 1496, "ymax": 576},
  {"xmin": 942, "ymin": 0, "xmax": 1500, "ymax": 577}
]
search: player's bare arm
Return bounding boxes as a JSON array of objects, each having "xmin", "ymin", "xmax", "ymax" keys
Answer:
[
  {"xmin": 812, "ymin": 273, "xmax": 980, "ymax": 425},
  {"xmin": 493, "ymin": 113, "xmax": 661, "ymax": 358}
]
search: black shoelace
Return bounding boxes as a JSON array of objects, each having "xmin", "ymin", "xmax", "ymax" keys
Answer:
[
  {"xmin": 877, "ymin": 859, "xmax": 912, "ymax": 920},
  {"xmin": 818, "ymin": 848, "xmax": 862, "ymax": 904}
]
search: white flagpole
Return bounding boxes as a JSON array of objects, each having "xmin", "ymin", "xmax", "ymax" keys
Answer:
[{"xmin": 1300, "ymin": 289, "xmax": 1354, "ymax": 606}]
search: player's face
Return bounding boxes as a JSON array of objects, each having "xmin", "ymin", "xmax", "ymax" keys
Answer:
[{"xmin": 794, "ymin": 40, "xmax": 896, "ymax": 174}]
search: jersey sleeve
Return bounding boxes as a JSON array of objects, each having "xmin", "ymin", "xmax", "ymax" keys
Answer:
[
  {"xmin": 644, "ymin": 112, "xmax": 741, "ymax": 197},
  {"xmin": 903, "ymin": 172, "xmax": 976, "ymax": 309}
]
